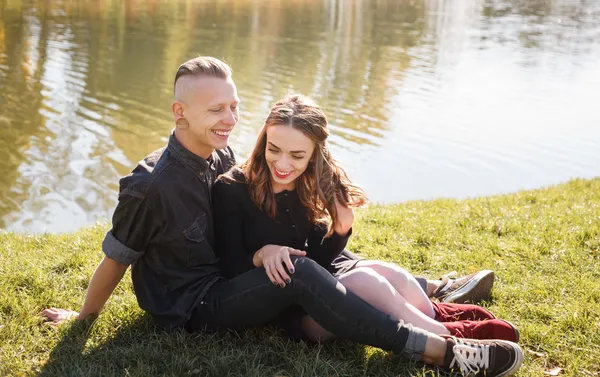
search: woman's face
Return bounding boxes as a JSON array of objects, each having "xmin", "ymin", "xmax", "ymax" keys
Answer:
[{"xmin": 265, "ymin": 125, "xmax": 316, "ymax": 192}]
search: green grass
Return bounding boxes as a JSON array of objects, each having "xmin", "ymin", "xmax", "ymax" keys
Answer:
[{"xmin": 1, "ymin": 178, "xmax": 599, "ymax": 377}]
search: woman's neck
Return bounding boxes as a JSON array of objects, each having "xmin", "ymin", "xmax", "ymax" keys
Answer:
[{"xmin": 271, "ymin": 180, "xmax": 295, "ymax": 193}]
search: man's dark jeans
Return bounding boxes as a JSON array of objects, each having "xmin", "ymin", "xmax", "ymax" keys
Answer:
[{"xmin": 187, "ymin": 257, "xmax": 429, "ymax": 357}]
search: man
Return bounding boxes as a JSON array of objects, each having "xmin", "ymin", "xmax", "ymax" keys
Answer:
[{"xmin": 42, "ymin": 57, "xmax": 522, "ymax": 377}]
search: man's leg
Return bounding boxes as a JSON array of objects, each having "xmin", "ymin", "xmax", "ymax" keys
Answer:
[
  {"xmin": 192, "ymin": 257, "xmax": 419, "ymax": 356},
  {"xmin": 188, "ymin": 257, "xmax": 523, "ymax": 376}
]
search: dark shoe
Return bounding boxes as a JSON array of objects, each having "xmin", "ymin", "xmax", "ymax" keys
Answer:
[
  {"xmin": 432, "ymin": 302, "xmax": 496, "ymax": 322},
  {"xmin": 443, "ymin": 319, "xmax": 519, "ymax": 342},
  {"xmin": 444, "ymin": 336, "xmax": 524, "ymax": 376},
  {"xmin": 433, "ymin": 270, "xmax": 495, "ymax": 304}
]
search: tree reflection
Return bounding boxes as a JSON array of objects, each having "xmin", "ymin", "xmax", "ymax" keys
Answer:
[
  {"xmin": 0, "ymin": 0, "xmax": 430, "ymax": 231},
  {"xmin": 480, "ymin": 0, "xmax": 599, "ymax": 53},
  {"xmin": 1, "ymin": 0, "xmax": 597, "ymax": 232}
]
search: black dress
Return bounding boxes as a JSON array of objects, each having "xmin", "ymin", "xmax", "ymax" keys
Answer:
[{"xmin": 212, "ymin": 169, "xmax": 361, "ymax": 339}]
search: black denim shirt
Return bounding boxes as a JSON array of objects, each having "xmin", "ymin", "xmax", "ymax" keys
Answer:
[{"xmin": 102, "ymin": 133, "xmax": 235, "ymax": 330}]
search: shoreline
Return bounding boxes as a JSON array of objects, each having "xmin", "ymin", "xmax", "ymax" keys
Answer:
[{"xmin": 1, "ymin": 177, "xmax": 598, "ymax": 376}]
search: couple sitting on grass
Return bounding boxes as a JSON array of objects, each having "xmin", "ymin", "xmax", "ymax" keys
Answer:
[{"xmin": 42, "ymin": 57, "xmax": 523, "ymax": 376}]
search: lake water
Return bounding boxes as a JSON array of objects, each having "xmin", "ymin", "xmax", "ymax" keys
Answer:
[{"xmin": 0, "ymin": 0, "xmax": 599, "ymax": 233}]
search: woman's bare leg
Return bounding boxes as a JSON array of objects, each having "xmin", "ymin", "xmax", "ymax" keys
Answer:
[
  {"xmin": 301, "ymin": 267, "xmax": 449, "ymax": 340},
  {"xmin": 338, "ymin": 268, "xmax": 448, "ymax": 333},
  {"xmin": 354, "ymin": 260, "xmax": 436, "ymax": 317}
]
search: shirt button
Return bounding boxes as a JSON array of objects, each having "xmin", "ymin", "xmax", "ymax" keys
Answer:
[
  {"xmin": 283, "ymin": 192, "xmax": 288, "ymax": 196},
  {"xmin": 291, "ymin": 224, "xmax": 296, "ymax": 228},
  {"xmin": 285, "ymin": 209, "xmax": 290, "ymax": 212}
]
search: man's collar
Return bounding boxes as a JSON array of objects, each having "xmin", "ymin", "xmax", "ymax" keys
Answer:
[{"xmin": 167, "ymin": 132, "xmax": 213, "ymax": 174}]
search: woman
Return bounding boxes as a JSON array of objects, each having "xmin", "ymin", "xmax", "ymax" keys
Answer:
[{"xmin": 212, "ymin": 94, "xmax": 518, "ymax": 342}]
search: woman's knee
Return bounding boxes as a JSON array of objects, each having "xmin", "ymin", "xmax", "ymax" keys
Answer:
[
  {"xmin": 338, "ymin": 267, "xmax": 388, "ymax": 288},
  {"xmin": 362, "ymin": 261, "xmax": 412, "ymax": 285}
]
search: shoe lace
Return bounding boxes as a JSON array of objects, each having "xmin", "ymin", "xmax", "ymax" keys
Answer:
[
  {"xmin": 449, "ymin": 338, "xmax": 490, "ymax": 376},
  {"xmin": 433, "ymin": 271, "xmax": 457, "ymax": 297},
  {"xmin": 441, "ymin": 271, "xmax": 458, "ymax": 282},
  {"xmin": 440, "ymin": 271, "xmax": 458, "ymax": 286}
]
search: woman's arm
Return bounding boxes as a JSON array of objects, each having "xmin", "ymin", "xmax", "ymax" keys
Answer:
[
  {"xmin": 307, "ymin": 195, "xmax": 354, "ymax": 268},
  {"xmin": 212, "ymin": 179, "xmax": 307, "ymax": 284},
  {"xmin": 307, "ymin": 225, "xmax": 352, "ymax": 269}
]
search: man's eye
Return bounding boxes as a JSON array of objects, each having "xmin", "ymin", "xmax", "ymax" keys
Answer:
[
  {"xmin": 231, "ymin": 105, "xmax": 238, "ymax": 111},
  {"xmin": 210, "ymin": 108, "xmax": 222, "ymax": 113}
]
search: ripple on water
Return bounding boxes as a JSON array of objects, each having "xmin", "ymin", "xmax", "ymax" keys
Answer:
[{"xmin": 1, "ymin": 0, "xmax": 599, "ymax": 232}]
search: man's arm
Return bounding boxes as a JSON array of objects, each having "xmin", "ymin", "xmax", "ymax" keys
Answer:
[
  {"xmin": 42, "ymin": 190, "xmax": 156, "ymax": 325},
  {"xmin": 79, "ymin": 257, "xmax": 128, "ymax": 319},
  {"xmin": 41, "ymin": 257, "xmax": 128, "ymax": 324}
]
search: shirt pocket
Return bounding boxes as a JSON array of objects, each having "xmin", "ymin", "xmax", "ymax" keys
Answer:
[{"xmin": 182, "ymin": 213, "xmax": 212, "ymax": 266}]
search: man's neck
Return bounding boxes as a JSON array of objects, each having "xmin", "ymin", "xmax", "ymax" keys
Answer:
[{"xmin": 174, "ymin": 129, "xmax": 214, "ymax": 160}]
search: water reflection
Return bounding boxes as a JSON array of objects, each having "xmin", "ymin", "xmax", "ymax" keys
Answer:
[{"xmin": 0, "ymin": 0, "xmax": 599, "ymax": 232}]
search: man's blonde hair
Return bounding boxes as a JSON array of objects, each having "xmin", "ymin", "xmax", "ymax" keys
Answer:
[{"xmin": 174, "ymin": 56, "xmax": 232, "ymax": 91}]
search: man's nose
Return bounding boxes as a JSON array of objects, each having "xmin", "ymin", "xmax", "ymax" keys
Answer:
[{"xmin": 222, "ymin": 109, "xmax": 237, "ymax": 126}]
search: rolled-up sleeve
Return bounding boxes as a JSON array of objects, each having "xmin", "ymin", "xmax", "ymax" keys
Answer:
[{"xmin": 102, "ymin": 193, "xmax": 156, "ymax": 265}]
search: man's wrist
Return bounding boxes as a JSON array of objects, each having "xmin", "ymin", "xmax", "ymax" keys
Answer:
[{"xmin": 77, "ymin": 310, "xmax": 97, "ymax": 321}]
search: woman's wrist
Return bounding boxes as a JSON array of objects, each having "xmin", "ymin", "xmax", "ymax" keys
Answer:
[
  {"xmin": 252, "ymin": 249, "xmax": 264, "ymax": 267},
  {"xmin": 333, "ymin": 224, "xmax": 352, "ymax": 237}
]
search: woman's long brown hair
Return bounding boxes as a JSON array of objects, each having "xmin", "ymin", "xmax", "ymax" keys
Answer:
[{"xmin": 224, "ymin": 94, "xmax": 368, "ymax": 236}]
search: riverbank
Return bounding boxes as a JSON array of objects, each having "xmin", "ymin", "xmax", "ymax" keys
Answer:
[{"xmin": 1, "ymin": 178, "xmax": 598, "ymax": 376}]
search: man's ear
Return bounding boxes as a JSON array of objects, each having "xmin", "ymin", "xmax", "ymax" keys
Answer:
[{"xmin": 171, "ymin": 101, "xmax": 185, "ymax": 121}]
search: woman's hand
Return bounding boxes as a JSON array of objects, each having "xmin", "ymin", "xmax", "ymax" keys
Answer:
[
  {"xmin": 253, "ymin": 245, "xmax": 306, "ymax": 287},
  {"xmin": 333, "ymin": 195, "xmax": 354, "ymax": 236}
]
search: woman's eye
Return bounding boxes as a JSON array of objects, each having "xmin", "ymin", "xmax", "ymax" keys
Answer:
[
  {"xmin": 268, "ymin": 149, "xmax": 279, "ymax": 153},
  {"xmin": 292, "ymin": 156, "xmax": 303, "ymax": 160}
]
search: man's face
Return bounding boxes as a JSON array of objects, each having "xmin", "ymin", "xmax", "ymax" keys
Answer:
[{"xmin": 173, "ymin": 75, "xmax": 240, "ymax": 156}]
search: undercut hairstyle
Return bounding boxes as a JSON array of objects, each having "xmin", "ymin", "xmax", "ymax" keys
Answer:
[{"xmin": 173, "ymin": 56, "xmax": 232, "ymax": 92}]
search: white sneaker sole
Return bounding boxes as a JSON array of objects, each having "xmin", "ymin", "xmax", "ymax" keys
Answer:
[
  {"xmin": 443, "ymin": 270, "xmax": 495, "ymax": 304},
  {"xmin": 499, "ymin": 340, "xmax": 524, "ymax": 376}
]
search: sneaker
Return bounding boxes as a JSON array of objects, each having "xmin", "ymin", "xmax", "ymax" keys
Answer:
[
  {"xmin": 432, "ymin": 302, "xmax": 496, "ymax": 322},
  {"xmin": 442, "ymin": 319, "xmax": 520, "ymax": 342},
  {"xmin": 433, "ymin": 270, "xmax": 495, "ymax": 304},
  {"xmin": 444, "ymin": 336, "xmax": 524, "ymax": 376}
]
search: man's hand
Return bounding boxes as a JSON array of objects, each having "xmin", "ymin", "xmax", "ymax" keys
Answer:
[
  {"xmin": 333, "ymin": 195, "xmax": 354, "ymax": 236},
  {"xmin": 253, "ymin": 245, "xmax": 306, "ymax": 287},
  {"xmin": 39, "ymin": 257, "xmax": 128, "ymax": 327},
  {"xmin": 40, "ymin": 308, "xmax": 79, "ymax": 326}
]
